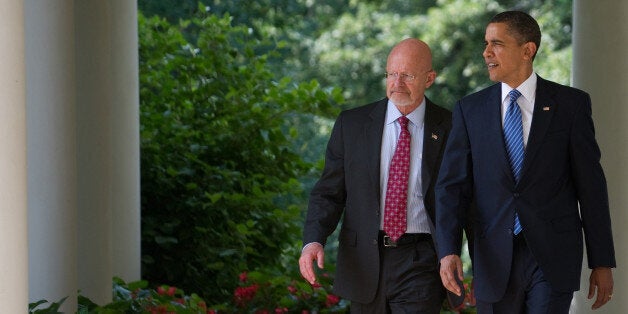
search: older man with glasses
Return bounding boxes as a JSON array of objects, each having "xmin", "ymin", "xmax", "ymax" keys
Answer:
[{"xmin": 299, "ymin": 38, "xmax": 461, "ymax": 313}]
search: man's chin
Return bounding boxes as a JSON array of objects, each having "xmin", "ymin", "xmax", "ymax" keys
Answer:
[
  {"xmin": 487, "ymin": 72, "xmax": 500, "ymax": 82},
  {"xmin": 390, "ymin": 97, "xmax": 410, "ymax": 106}
]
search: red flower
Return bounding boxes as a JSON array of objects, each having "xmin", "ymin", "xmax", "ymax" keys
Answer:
[
  {"xmin": 274, "ymin": 308, "xmax": 288, "ymax": 313},
  {"xmin": 234, "ymin": 284, "xmax": 259, "ymax": 307},
  {"xmin": 156, "ymin": 286, "xmax": 166, "ymax": 295},
  {"xmin": 325, "ymin": 294, "xmax": 340, "ymax": 307},
  {"xmin": 287, "ymin": 285, "xmax": 298, "ymax": 294},
  {"xmin": 239, "ymin": 271, "xmax": 248, "ymax": 283},
  {"xmin": 156, "ymin": 285, "xmax": 176, "ymax": 297},
  {"xmin": 311, "ymin": 282, "xmax": 322, "ymax": 289}
]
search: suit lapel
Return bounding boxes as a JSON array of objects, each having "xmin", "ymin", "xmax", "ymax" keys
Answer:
[
  {"xmin": 520, "ymin": 77, "xmax": 556, "ymax": 181},
  {"xmin": 484, "ymin": 85, "xmax": 517, "ymax": 183},
  {"xmin": 366, "ymin": 99, "xmax": 387, "ymax": 205},
  {"xmin": 421, "ymin": 99, "xmax": 445, "ymax": 195}
]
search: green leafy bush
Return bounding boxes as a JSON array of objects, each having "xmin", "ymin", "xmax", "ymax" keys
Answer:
[
  {"xmin": 210, "ymin": 270, "xmax": 348, "ymax": 313},
  {"xmin": 30, "ymin": 278, "xmax": 210, "ymax": 313},
  {"xmin": 139, "ymin": 6, "xmax": 342, "ymax": 303}
]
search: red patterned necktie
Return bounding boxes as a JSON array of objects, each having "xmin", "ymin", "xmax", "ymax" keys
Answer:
[{"xmin": 383, "ymin": 116, "xmax": 411, "ymax": 242}]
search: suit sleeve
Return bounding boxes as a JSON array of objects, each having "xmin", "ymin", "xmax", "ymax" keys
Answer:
[
  {"xmin": 435, "ymin": 101, "xmax": 474, "ymax": 259},
  {"xmin": 569, "ymin": 93, "xmax": 616, "ymax": 268},
  {"xmin": 302, "ymin": 114, "xmax": 347, "ymax": 247}
]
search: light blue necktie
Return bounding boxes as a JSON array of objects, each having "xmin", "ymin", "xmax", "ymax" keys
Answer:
[{"xmin": 504, "ymin": 89, "xmax": 524, "ymax": 235}]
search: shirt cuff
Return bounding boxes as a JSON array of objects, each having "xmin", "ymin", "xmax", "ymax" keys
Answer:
[{"xmin": 302, "ymin": 242, "xmax": 323, "ymax": 253}]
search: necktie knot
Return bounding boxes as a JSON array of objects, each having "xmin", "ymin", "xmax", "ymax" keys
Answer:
[
  {"xmin": 398, "ymin": 116, "xmax": 409, "ymax": 129},
  {"xmin": 508, "ymin": 89, "xmax": 522, "ymax": 104}
]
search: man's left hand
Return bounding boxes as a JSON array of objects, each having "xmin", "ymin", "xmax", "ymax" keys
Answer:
[{"xmin": 588, "ymin": 267, "xmax": 613, "ymax": 310}]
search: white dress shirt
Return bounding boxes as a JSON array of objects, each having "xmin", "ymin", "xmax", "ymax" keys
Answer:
[
  {"xmin": 501, "ymin": 73, "xmax": 537, "ymax": 146},
  {"xmin": 380, "ymin": 99, "xmax": 430, "ymax": 234}
]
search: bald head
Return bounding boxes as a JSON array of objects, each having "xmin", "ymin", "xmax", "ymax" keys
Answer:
[
  {"xmin": 387, "ymin": 38, "xmax": 433, "ymax": 73},
  {"xmin": 385, "ymin": 38, "xmax": 436, "ymax": 115}
]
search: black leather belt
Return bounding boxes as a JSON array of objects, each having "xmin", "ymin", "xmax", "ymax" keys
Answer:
[{"xmin": 379, "ymin": 231, "xmax": 431, "ymax": 247}]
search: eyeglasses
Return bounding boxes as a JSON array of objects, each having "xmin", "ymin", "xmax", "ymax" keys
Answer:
[{"xmin": 384, "ymin": 72, "xmax": 416, "ymax": 82}]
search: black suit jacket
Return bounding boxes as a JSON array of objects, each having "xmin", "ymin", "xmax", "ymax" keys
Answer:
[
  {"xmin": 435, "ymin": 76, "xmax": 616, "ymax": 302},
  {"xmin": 303, "ymin": 97, "xmax": 452, "ymax": 303}
]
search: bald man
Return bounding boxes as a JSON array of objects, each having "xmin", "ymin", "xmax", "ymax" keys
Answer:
[{"xmin": 299, "ymin": 38, "xmax": 452, "ymax": 313}]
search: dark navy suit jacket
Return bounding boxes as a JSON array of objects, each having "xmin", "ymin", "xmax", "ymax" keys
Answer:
[
  {"xmin": 435, "ymin": 76, "xmax": 616, "ymax": 302},
  {"xmin": 303, "ymin": 97, "xmax": 451, "ymax": 303}
]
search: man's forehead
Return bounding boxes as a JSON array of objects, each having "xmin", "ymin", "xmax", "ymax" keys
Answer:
[{"xmin": 485, "ymin": 23, "xmax": 517, "ymax": 40}]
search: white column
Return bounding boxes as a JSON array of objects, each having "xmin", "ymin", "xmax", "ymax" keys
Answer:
[
  {"xmin": 25, "ymin": 1, "xmax": 78, "ymax": 312},
  {"xmin": 75, "ymin": 0, "xmax": 141, "ymax": 304},
  {"xmin": 0, "ymin": 2, "xmax": 29, "ymax": 312},
  {"xmin": 24, "ymin": 0, "xmax": 139, "ymax": 309},
  {"xmin": 572, "ymin": 0, "xmax": 628, "ymax": 313},
  {"xmin": 109, "ymin": 0, "xmax": 141, "ymax": 282}
]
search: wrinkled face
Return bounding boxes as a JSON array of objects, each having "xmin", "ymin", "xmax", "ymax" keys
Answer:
[
  {"xmin": 483, "ymin": 22, "xmax": 535, "ymax": 87},
  {"xmin": 385, "ymin": 42, "xmax": 435, "ymax": 114}
]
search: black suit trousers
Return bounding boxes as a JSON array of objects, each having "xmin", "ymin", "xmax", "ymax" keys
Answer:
[
  {"xmin": 350, "ymin": 233, "xmax": 444, "ymax": 313},
  {"xmin": 475, "ymin": 235, "xmax": 573, "ymax": 314}
]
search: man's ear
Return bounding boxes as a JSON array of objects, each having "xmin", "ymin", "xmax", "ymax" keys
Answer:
[
  {"xmin": 425, "ymin": 70, "xmax": 437, "ymax": 88},
  {"xmin": 523, "ymin": 42, "xmax": 537, "ymax": 60}
]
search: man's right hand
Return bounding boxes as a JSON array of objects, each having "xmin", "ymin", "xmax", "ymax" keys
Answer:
[
  {"xmin": 299, "ymin": 243, "xmax": 325, "ymax": 285},
  {"xmin": 440, "ymin": 254, "xmax": 464, "ymax": 296}
]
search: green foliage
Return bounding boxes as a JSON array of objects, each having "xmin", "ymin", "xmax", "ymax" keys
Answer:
[
  {"xmin": 139, "ymin": 8, "xmax": 342, "ymax": 303},
  {"xmin": 31, "ymin": 278, "xmax": 211, "ymax": 313},
  {"xmin": 143, "ymin": 0, "xmax": 572, "ymax": 110},
  {"xmin": 29, "ymin": 275, "xmax": 348, "ymax": 314},
  {"xmin": 29, "ymin": 275, "xmax": 477, "ymax": 313},
  {"xmin": 29, "ymin": 297, "xmax": 67, "ymax": 314},
  {"xmin": 213, "ymin": 269, "xmax": 348, "ymax": 313},
  {"xmin": 300, "ymin": 0, "xmax": 573, "ymax": 109}
]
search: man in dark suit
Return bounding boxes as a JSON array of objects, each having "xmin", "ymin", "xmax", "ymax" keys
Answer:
[
  {"xmin": 299, "ymin": 38, "xmax": 451, "ymax": 312},
  {"xmin": 436, "ymin": 11, "xmax": 616, "ymax": 313}
]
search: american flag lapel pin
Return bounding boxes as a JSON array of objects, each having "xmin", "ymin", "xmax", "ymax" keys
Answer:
[
  {"xmin": 543, "ymin": 106, "xmax": 551, "ymax": 111},
  {"xmin": 431, "ymin": 133, "xmax": 439, "ymax": 141}
]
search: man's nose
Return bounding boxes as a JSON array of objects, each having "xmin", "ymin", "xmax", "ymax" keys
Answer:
[{"xmin": 483, "ymin": 46, "xmax": 492, "ymax": 58}]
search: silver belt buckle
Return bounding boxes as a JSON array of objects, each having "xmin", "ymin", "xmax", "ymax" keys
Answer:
[{"xmin": 383, "ymin": 235, "xmax": 397, "ymax": 247}]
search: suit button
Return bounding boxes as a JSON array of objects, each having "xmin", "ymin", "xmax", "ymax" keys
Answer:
[
  {"xmin": 372, "ymin": 239, "xmax": 378, "ymax": 245},
  {"xmin": 513, "ymin": 192, "xmax": 520, "ymax": 198}
]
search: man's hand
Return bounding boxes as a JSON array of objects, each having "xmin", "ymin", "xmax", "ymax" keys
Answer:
[
  {"xmin": 588, "ymin": 267, "xmax": 614, "ymax": 310},
  {"xmin": 440, "ymin": 254, "xmax": 464, "ymax": 296},
  {"xmin": 299, "ymin": 243, "xmax": 325, "ymax": 285}
]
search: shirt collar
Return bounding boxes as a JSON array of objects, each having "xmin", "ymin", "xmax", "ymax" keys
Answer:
[
  {"xmin": 386, "ymin": 98, "xmax": 426, "ymax": 126},
  {"xmin": 501, "ymin": 72, "xmax": 537, "ymax": 104}
]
